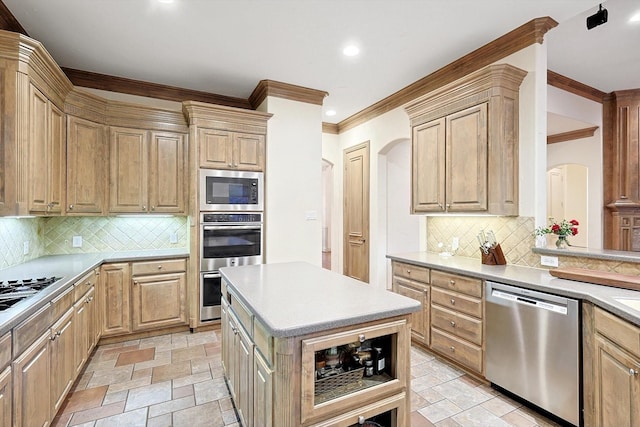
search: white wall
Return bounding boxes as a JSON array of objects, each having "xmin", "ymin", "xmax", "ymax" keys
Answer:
[
  {"xmin": 322, "ymin": 133, "xmax": 341, "ymax": 271},
  {"xmin": 547, "ymin": 85, "xmax": 603, "ymax": 248},
  {"xmin": 258, "ymin": 96, "xmax": 324, "ymax": 265}
]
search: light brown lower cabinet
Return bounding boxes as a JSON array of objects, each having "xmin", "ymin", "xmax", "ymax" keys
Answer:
[
  {"xmin": 253, "ymin": 349, "xmax": 273, "ymax": 427},
  {"xmin": 0, "ymin": 366, "xmax": 12, "ymax": 427},
  {"xmin": 50, "ymin": 307, "xmax": 76, "ymax": 416},
  {"xmin": 585, "ymin": 304, "xmax": 640, "ymax": 426},
  {"xmin": 12, "ymin": 331, "xmax": 51, "ymax": 427},
  {"xmin": 101, "ymin": 258, "xmax": 187, "ymax": 337}
]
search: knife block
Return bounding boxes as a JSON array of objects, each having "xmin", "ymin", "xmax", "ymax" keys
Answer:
[{"xmin": 481, "ymin": 244, "xmax": 507, "ymax": 265}]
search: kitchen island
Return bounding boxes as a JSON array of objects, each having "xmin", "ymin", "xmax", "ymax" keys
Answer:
[{"xmin": 219, "ymin": 261, "xmax": 420, "ymax": 427}]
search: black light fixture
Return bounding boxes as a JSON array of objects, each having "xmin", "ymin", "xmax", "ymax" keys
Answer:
[{"xmin": 586, "ymin": 4, "xmax": 608, "ymax": 30}]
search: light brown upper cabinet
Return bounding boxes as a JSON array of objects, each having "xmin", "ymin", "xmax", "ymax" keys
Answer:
[
  {"xmin": 183, "ymin": 101, "xmax": 271, "ymax": 172},
  {"xmin": 0, "ymin": 31, "xmax": 73, "ymax": 216},
  {"xmin": 27, "ymin": 84, "xmax": 66, "ymax": 215},
  {"xmin": 405, "ymin": 64, "xmax": 527, "ymax": 216},
  {"xmin": 199, "ymin": 128, "xmax": 265, "ymax": 171},
  {"xmin": 109, "ymin": 127, "xmax": 186, "ymax": 214},
  {"xmin": 66, "ymin": 116, "xmax": 106, "ymax": 215}
]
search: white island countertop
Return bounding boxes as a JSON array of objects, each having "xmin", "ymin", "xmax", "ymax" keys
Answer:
[{"xmin": 219, "ymin": 262, "xmax": 421, "ymax": 338}]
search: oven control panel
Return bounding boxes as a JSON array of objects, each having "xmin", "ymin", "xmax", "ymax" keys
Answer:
[{"xmin": 202, "ymin": 213, "xmax": 262, "ymax": 223}]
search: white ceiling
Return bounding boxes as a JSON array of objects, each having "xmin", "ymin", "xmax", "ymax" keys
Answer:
[{"xmin": 4, "ymin": 0, "xmax": 639, "ymax": 125}]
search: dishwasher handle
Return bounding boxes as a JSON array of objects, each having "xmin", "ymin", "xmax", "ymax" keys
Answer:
[{"xmin": 490, "ymin": 289, "xmax": 568, "ymax": 314}]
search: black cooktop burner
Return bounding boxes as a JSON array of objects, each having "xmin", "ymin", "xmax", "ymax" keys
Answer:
[{"xmin": 0, "ymin": 276, "xmax": 61, "ymax": 311}]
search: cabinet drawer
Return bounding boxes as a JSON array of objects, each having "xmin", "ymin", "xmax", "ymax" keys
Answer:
[
  {"xmin": 431, "ymin": 305, "xmax": 482, "ymax": 346},
  {"xmin": 13, "ymin": 304, "xmax": 52, "ymax": 356},
  {"xmin": 0, "ymin": 332, "xmax": 11, "ymax": 371},
  {"xmin": 229, "ymin": 293, "xmax": 253, "ymax": 336},
  {"xmin": 431, "ymin": 287, "xmax": 482, "ymax": 318},
  {"xmin": 594, "ymin": 307, "xmax": 640, "ymax": 358},
  {"xmin": 431, "ymin": 328, "xmax": 482, "ymax": 373},
  {"xmin": 74, "ymin": 270, "xmax": 98, "ymax": 301},
  {"xmin": 52, "ymin": 285, "xmax": 74, "ymax": 322},
  {"xmin": 392, "ymin": 261, "xmax": 429, "ymax": 283},
  {"xmin": 254, "ymin": 318, "xmax": 272, "ymax": 365},
  {"xmin": 132, "ymin": 258, "xmax": 186, "ymax": 276},
  {"xmin": 431, "ymin": 270, "xmax": 481, "ymax": 298}
]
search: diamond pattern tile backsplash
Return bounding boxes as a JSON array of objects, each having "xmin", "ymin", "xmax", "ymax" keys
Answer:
[
  {"xmin": 0, "ymin": 216, "xmax": 189, "ymax": 270},
  {"xmin": 42, "ymin": 216, "xmax": 189, "ymax": 254},
  {"xmin": 427, "ymin": 216, "xmax": 539, "ymax": 267},
  {"xmin": 0, "ymin": 218, "xmax": 45, "ymax": 270}
]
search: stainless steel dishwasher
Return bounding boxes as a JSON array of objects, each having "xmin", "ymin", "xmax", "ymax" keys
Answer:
[{"xmin": 485, "ymin": 281, "xmax": 581, "ymax": 426}]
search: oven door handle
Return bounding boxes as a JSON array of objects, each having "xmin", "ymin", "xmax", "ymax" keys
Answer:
[
  {"xmin": 202, "ymin": 225, "xmax": 261, "ymax": 231},
  {"xmin": 202, "ymin": 273, "xmax": 221, "ymax": 279}
]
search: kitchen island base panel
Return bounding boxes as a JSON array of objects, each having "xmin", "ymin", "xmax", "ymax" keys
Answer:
[{"xmin": 97, "ymin": 324, "xmax": 190, "ymax": 346}]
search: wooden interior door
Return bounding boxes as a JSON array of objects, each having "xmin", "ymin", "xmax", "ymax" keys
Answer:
[{"xmin": 343, "ymin": 142, "xmax": 370, "ymax": 282}]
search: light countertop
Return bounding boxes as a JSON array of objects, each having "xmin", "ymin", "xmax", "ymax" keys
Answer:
[
  {"xmin": 387, "ymin": 251, "xmax": 640, "ymax": 328},
  {"xmin": 0, "ymin": 248, "xmax": 189, "ymax": 335},
  {"xmin": 220, "ymin": 261, "xmax": 421, "ymax": 338}
]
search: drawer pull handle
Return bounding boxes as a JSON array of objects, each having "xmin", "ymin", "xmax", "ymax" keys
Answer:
[
  {"xmin": 87, "ymin": 281, "xmax": 92, "ymax": 286},
  {"xmin": 450, "ymin": 279, "xmax": 455, "ymax": 285},
  {"xmin": 359, "ymin": 334, "xmax": 366, "ymax": 343},
  {"xmin": 406, "ymin": 269, "xmax": 411, "ymax": 274},
  {"xmin": 358, "ymin": 415, "xmax": 366, "ymax": 424},
  {"xmin": 158, "ymin": 265, "xmax": 163, "ymax": 270},
  {"xmin": 450, "ymin": 321, "xmax": 456, "ymax": 327},
  {"xmin": 450, "ymin": 346, "xmax": 455, "ymax": 352},
  {"xmin": 450, "ymin": 299, "xmax": 456, "ymax": 305},
  {"xmin": 134, "ymin": 281, "xmax": 139, "ymax": 286},
  {"xmin": 631, "ymin": 368, "xmax": 639, "ymax": 376}
]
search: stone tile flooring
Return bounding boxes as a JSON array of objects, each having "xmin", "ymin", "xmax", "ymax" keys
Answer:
[{"xmin": 52, "ymin": 329, "xmax": 560, "ymax": 426}]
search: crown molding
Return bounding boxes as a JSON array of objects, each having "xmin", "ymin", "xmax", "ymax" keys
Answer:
[
  {"xmin": 336, "ymin": 17, "xmax": 558, "ymax": 134},
  {"xmin": 547, "ymin": 70, "xmax": 606, "ymax": 103},
  {"xmin": 547, "ymin": 126, "xmax": 599, "ymax": 144},
  {"xmin": 62, "ymin": 67, "xmax": 251, "ymax": 110},
  {"xmin": 249, "ymin": 79, "xmax": 328, "ymax": 108},
  {"xmin": 0, "ymin": 1, "xmax": 28, "ymax": 36},
  {"xmin": 322, "ymin": 122, "xmax": 339, "ymax": 134}
]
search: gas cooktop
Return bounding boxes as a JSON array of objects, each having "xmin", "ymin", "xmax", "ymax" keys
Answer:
[{"xmin": 0, "ymin": 277, "xmax": 61, "ymax": 311}]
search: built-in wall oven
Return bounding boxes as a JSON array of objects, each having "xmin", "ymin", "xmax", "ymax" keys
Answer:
[{"xmin": 200, "ymin": 212, "xmax": 263, "ymax": 321}]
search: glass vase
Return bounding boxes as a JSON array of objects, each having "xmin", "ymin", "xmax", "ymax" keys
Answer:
[{"xmin": 555, "ymin": 235, "xmax": 569, "ymax": 249}]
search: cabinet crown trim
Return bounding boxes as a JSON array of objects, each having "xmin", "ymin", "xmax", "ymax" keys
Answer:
[
  {"xmin": 183, "ymin": 100, "xmax": 272, "ymax": 131},
  {"xmin": 404, "ymin": 64, "xmax": 527, "ymax": 121}
]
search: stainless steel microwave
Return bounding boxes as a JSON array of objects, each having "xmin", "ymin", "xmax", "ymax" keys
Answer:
[{"xmin": 199, "ymin": 169, "xmax": 263, "ymax": 211}]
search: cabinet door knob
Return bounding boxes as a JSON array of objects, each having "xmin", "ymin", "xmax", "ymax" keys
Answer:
[
  {"xmin": 450, "ymin": 279, "xmax": 455, "ymax": 285},
  {"xmin": 449, "ymin": 346, "xmax": 455, "ymax": 352},
  {"xmin": 142, "ymin": 205, "xmax": 147, "ymax": 211},
  {"xmin": 359, "ymin": 334, "xmax": 366, "ymax": 343},
  {"xmin": 228, "ymin": 163, "xmax": 233, "ymax": 167},
  {"xmin": 151, "ymin": 206, "xmax": 155, "ymax": 211},
  {"xmin": 133, "ymin": 281, "xmax": 139, "ymax": 286},
  {"xmin": 446, "ymin": 203, "xmax": 451, "ymax": 208},
  {"xmin": 631, "ymin": 368, "xmax": 639, "ymax": 376},
  {"xmin": 450, "ymin": 321, "xmax": 456, "ymax": 327},
  {"xmin": 69, "ymin": 204, "xmax": 74, "ymax": 210},
  {"xmin": 450, "ymin": 299, "xmax": 456, "ymax": 305},
  {"xmin": 50, "ymin": 335, "xmax": 57, "ymax": 341},
  {"xmin": 406, "ymin": 269, "xmax": 411, "ymax": 274},
  {"xmin": 358, "ymin": 415, "xmax": 366, "ymax": 424},
  {"xmin": 158, "ymin": 265, "xmax": 163, "ymax": 270}
]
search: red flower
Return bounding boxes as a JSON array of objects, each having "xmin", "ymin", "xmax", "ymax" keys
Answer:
[
  {"xmin": 551, "ymin": 224, "xmax": 560, "ymax": 233},
  {"xmin": 572, "ymin": 227, "xmax": 578, "ymax": 235},
  {"xmin": 570, "ymin": 219, "xmax": 579, "ymax": 226}
]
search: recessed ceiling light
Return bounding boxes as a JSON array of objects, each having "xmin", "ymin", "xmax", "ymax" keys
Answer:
[
  {"xmin": 343, "ymin": 45, "xmax": 360, "ymax": 56},
  {"xmin": 326, "ymin": 110, "xmax": 337, "ymax": 117},
  {"xmin": 630, "ymin": 11, "xmax": 640, "ymax": 22},
  {"xmin": 158, "ymin": 0, "xmax": 174, "ymax": 3}
]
